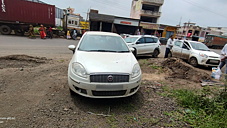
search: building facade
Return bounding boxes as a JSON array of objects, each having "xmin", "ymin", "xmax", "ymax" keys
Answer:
[
  {"xmin": 130, "ymin": 0, "xmax": 164, "ymax": 23},
  {"xmin": 89, "ymin": 9, "xmax": 140, "ymax": 35},
  {"xmin": 176, "ymin": 22, "xmax": 211, "ymax": 42},
  {"xmin": 208, "ymin": 27, "xmax": 227, "ymax": 36}
]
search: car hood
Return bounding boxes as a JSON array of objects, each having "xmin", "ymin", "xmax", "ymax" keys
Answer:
[
  {"xmin": 72, "ymin": 51, "xmax": 138, "ymax": 74},
  {"xmin": 196, "ymin": 50, "xmax": 220, "ymax": 57}
]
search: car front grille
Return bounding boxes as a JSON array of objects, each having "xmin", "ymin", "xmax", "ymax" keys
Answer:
[
  {"xmin": 90, "ymin": 74, "xmax": 129, "ymax": 83},
  {"xmin": 92, "ymin": 90, "xmax": 127, "ymax": 96},
  {"xmin": 209, "ymin": 56, "xmax": 220, "ymax": 58},
  {"xmin": 206, "ymin": 59, "xmax": 220, "ymax": 65}
]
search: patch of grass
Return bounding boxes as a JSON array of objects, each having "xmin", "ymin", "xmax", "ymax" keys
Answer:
[
  {"xmin": 119, "ymin": 114, "xmax": 159, "ymax": 127},
  {"xmin": 139, "ymin": 59, "xmax": 150, "ymax": 66},
  {"xmin": 164, "ymin": 87, "xmax": 227, "ymax": 128},
  {"xmin": 149, "ymin": 65, "xmax": 161, "ymax": 69},
  {"xmin": 106, "ymin": 115, "xmax": 118, "ymax": 128},
  {"xmin": 59, "ymin": 59, "xmax": 65, "ymax": 63}
]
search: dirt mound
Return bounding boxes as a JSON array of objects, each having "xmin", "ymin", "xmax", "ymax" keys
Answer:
[
  {"xmin": 162, "ymin": 58, "xmax": 211, "ymax": 82},
  {"xmin": 0, "ymin": 55, "xmax": 49, "ymax": 69}
]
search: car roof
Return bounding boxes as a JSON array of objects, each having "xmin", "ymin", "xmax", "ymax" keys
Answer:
[
  {"xmin": 128, "ymin": 35, "xmax": 158, "ymax": 38},
  {"xmin": 84, "ymin": 31, "xmax": 120, "ymax": 37}
]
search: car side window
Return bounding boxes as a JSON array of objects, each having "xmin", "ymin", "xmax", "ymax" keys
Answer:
[
  {"xmin": 137, "ymin": 38, "xmax": 145, "ymax": 44},
  {"xmin": 145, "ymin": 37, "xmax": 157, "ymax": 43},
  {"xmin": 174, "ymin": 41, "xmax": 182, "ymax": 47},
  {"xmin": 182, "ymin": 42, "xmax": 190, "ymax": 50}
]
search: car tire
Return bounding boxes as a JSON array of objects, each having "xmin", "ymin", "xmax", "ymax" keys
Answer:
[
  {"xmin": 133, "ymin": 48, "xmax": 137, "ymax": 58},
  {"xmin": 0, "ymin": 25, "xmax": 12, "ymax": 35},
  {"xmin": 15, "ymin": 29, "xmax": 25, "ymax": 36},
  {"xmin": 152, "ymin": 49, "xmax": 159, "ymax": 58},
  {"xmin": 189, "ymin": 57, "xmax": 198, "ymax": 67}
]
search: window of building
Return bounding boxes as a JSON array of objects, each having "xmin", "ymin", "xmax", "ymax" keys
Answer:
[{"xmin": 68, "ymin": 20, "xmax": 72, "ymax": 24}]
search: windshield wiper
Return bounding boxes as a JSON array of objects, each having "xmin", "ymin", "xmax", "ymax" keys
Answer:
[
  {"xmin": 116, "ymin": 51, "xmax": 129, "ymax": 53},
  {"xmin": 87, "ymin": 50, "xmax": 117, "ymax": 52}
]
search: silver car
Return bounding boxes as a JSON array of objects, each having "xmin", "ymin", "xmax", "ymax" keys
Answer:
[
  {"xmin": 68, "ymin": 31, "xmax": 142, "ymax": 98},
  {"xmin": 170, "ymin": 40, "xmax": 220, "ymax": 67},
  {"xmin": 124, "ymin": 35, "xmax": 161, "ymax": 57}
]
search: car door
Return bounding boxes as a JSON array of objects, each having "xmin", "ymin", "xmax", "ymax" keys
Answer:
[
  {"xmin": 135, "ymin": 37, "xmax": 146, "ymax": 54},
  {"xmin": 181, "ymin": 42, "xmax": 191, "ymax": 60},
  {"xmin": 172, "ymin": 40, "xmax": 183, "ymax": 57},
  {"xmin": 143, "ymin": 37, "xmax": 157, "ymax": 54}
]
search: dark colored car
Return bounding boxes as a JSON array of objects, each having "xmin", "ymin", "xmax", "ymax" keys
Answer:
[{"xmin": 159, "ymin": 37, "xmax": 168, "ymax": 45}]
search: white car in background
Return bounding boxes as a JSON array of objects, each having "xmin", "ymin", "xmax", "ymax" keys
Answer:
[
  {"xmin": 68, "ymin": 31, "xmax": 142, "ymax": 98},
  {"xmin": 124, "ymin": 35, "xmax": 161, "ymax": 58},
  {"xmin": 170, "ymin": 40, "xmax": 220, "ymax": 67}
]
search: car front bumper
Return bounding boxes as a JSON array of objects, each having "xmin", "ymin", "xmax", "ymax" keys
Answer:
[
  {"xmin": 68, "ymin": 74, "xmax": 141, "ymax": 98},
  {"xmin": 198, "ymin": 57, "xmax": 220, "ymax": 66}
]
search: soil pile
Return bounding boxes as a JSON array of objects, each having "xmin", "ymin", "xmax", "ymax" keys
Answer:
[
  {"xmin": 162, "ymin": 58, "xmax": 211, "ymax": 82},
  {"xmin": 0, "ymin": 55, "xmax": 49, "ymax": 69}
]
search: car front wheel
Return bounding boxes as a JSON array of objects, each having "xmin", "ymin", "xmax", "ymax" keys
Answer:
[
  {"xmin": 152, "ymin": 49, "xmax": 159, "ymax": 58},
  {"xmin": 189, "ymin": 57, "xmax": 198, "ymax": 67}
]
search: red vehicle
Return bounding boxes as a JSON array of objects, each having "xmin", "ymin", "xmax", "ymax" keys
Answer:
[{"xmin": 0, "ymin": 0, "xmax": 55, "ymax": 35}]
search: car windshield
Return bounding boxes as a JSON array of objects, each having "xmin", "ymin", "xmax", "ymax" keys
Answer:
[
  {"xmin": 124, "ymin": 37, "xmax": 138, "ymax": 43},
  {"xmin": 78, "ymin": 34, "xmax": 130, "ymax": 52},
  {"xmin": 190, "ymin": 42, "xmax": 210, "ymax": 51}
]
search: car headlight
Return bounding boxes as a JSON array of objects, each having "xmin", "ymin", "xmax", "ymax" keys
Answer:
[
  {"xmin": 72, "ymin": 62, "xmax": 87, "ymax": 78},
  {"xmin": 199, "ymin": 53, "xmax": 208, "ymax": 58},
  {"xmin": 131, "ymin": 63, "xmax": 141, "ymax": 78}
]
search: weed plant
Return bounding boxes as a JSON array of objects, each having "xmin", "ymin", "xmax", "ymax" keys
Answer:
[{"xmin": 165, "ymin": 86, "xmax": 227, "ymax": 128}]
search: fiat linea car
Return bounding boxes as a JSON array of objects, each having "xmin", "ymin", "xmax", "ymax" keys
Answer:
[{"xmin": 68, "ymin": 31, "xmax": 142, "ymax": 98}]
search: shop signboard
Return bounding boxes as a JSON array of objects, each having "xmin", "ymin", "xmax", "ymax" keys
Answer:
[
  {"xmin": 114, "ymin": 18, "xmax": 139, "ymax": 26},
  {"xmin": 140, "ymin": 22, "xmax": 159, "ymax": 30},
  {"xmin": 80, "ymin": 21, "xmax": 89, "ymax": 29}
]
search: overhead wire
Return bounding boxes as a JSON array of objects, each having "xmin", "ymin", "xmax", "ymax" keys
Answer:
[{"xmin": 181, "ymin": 0, "xmax": 227, "ymax": 19}]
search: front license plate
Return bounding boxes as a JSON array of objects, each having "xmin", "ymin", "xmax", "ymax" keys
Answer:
[
  {"xmin": 210, "ymin": 60, "xmax": 219, "ymax": 64},
  {"xmin": 96, "ymin": 85, "xmax": 123, "ymax": 91}
]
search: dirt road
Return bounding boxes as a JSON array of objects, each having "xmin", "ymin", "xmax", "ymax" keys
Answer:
[{"xmin": 0, "ymin": 35, "xmax": 213, "ymax": 128}]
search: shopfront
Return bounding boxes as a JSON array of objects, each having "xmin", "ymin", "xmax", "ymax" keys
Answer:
[
  {"xmin": 89, "ymin": 12, "xmax": 114, "ymax": 32},
  {"xmin": 161, "ymin": 25, "xmax": 178, "ymax": 38},
  {"xmin": 113, "ymin": 17, "xmax": 139, "ymax": 34},
  {"xmin": 139, "ymin": 22, "xmax": 160, "ymax": 36}
]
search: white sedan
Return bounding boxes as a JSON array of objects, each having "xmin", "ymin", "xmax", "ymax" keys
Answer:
[
  {"xmin": 170, "ymin": 40, "xmax": 220, "ymax": 67},
  {"xmin": 68, "ymin": 31, "xmax": 142, "ymax": 98}
]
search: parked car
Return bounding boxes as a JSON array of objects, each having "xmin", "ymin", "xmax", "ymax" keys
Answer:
[
  {"xmin": 124, "ymin": 35, "xmax": 161, "ymax": 57},
  {"xmin": 68, "ymin": 31, "xmax": 142, "ymax": 98},
  {"xmin": 159, "ymin": 37, "xmax": 168, "ymax": 45},
  {"xmin": 170, "ymin": 40, "xmax": 220, "ymax": 67}
]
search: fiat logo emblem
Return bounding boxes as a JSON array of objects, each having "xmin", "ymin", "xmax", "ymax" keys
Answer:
[{"xmin": 107, "ymin": 75, "xmax": 113, "ymax": 82}]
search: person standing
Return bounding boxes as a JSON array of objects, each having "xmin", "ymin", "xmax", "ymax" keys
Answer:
[
  {"xmin": 72, "ymin": 28, "xmax": 77, "ymax": 40},
  {"xmin": 164, "ymin": 35, "xmax": 174, "ymax": 58},
  {"xmin": 38, "ymin": 24, "xmax": 46, "ymax": 39},
  {"xmin": 67, "ymin": 30, "xmax": 71, "ymax": 39},
  {"xmin": 28, "ymin": 24, "xmax": 35, "ymax": 38},
  {"xmin": 218, "ymin": 43, "xmax": 227, "ymax": 74},
  {"xmin": 48, "ymin": 26, "xmax": 53, "ymax": 39}
]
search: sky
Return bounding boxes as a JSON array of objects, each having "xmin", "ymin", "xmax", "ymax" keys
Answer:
[{"xmin": 42, "ymin": 0, "xmax": 227, "ymax": 27}]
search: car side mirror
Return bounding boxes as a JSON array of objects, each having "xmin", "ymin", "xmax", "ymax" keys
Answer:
[
  {"xmin": 136, "ymin": 41, "xmax": 141, "ymax": 44},
  {"xmin": 68, "ymin": 45, "xmax": 76, "ymax": 54},
  {"xmin": 129, "ymin": 48, "xmax": 135, "ymax": 52}
]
